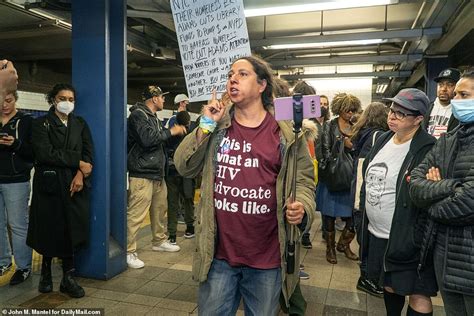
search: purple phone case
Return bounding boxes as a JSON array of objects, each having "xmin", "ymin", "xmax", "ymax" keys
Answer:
[{"xmin": 274, "ymin": 95, "xmax": 321, "ymax": 121}]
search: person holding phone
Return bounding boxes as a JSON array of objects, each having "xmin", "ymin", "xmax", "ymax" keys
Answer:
[
  {"xmin": 174, "ymin": 56, "xmax": 315, "ymax": 315},
  {"xmin": 27, "ymin": 83, "xmax": 93, "ymax": 298},
  {"xmin": 0, "ymin": 90, "xmax": 34, "ymax": 285}
]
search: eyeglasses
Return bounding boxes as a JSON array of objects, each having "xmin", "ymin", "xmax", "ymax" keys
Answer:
[
  {"xmin": 388, "ymin": 108, "xmax": 418, "ymax": 120},
  {"xmin": 437, "ymin": 81, "xmax": 455, "ymax": 89}
]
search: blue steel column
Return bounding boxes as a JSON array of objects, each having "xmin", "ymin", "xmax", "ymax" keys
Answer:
[
  {"xmin": 425, "ymin": 57, "xmax": 449, "ymax": 102},
  {"xmin": 71, "ymin": 0, "xmax": 127, "ymax": 279}
]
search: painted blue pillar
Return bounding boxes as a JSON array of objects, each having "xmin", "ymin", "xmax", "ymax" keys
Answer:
[
  {"xmin": 424, "ymin": 57, "xmax": 449, "ymax": 102},
  {"xmin": 71, "ymin": 0, "xmax": 127, "ymax": 279}
]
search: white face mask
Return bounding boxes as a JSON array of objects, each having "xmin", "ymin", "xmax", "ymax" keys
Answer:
[{"xmin": 56, "ymin": 101, "xmax": 74, "ymax": 115}]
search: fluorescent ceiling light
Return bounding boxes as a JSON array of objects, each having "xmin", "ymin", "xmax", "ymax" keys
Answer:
[
  {"xmin": 264, "ymin": 39, "xmax": 385, "ymax": 50},
  {"xmin": 294, "ymin": 53, "xmax": 331, "ymax": 58},
  {"xmin": 244, "ymin": 0, "xmax": 398, "ymax": 17},
  {"xmin": 29, "ymin": 9, "xmax": 72, "ymax": 28},
  {"xmin": 376, "ymin": 83, "xmax": 389, "ymax": 94}
]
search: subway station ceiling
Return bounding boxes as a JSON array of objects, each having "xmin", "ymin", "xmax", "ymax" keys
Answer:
[{"xmin": 0, "ymin": 0, "xmax": 473, "ymax": 110}]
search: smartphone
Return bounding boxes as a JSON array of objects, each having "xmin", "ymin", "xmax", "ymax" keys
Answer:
[
  {"xmin": 0, "ymin": 132, "xmax": 9, "ymax": 138},
  {"xmin": 274, "ymin": 95, "xmax": 321, "ymax": 121}
]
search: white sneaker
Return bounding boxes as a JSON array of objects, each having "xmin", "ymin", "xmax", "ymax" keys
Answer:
[
  {"xmin": 152, "ymin": 241, "xmax": 181, "ymax": 252},
  {"xmin": 127, "ymin": 252, "xmax": 145, "ymax": 269}
]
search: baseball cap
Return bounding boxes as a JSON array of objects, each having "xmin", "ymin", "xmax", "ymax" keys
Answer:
[
  {"xmin": 384, "ymin": 88, "xmax": 430, "ymax": 115},
  {"xmin": 174, "ymin": 94, "xmax": 189, "ymax": 104},
  {"xmin": 434, "ymin": 68, "xmax": 461, "ymax": 83},
  {"xmin": 142, "ymin": 85, "xmax": 169, "ymax": 101}
]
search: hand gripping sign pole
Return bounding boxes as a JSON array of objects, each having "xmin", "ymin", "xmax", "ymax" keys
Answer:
[{"xmin": 287, "ymin": 93, "xmax": 304, "ymax": 275}]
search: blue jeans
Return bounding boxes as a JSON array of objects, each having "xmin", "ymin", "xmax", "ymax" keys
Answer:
[
  {"xmin": 0, "ymin": 182, "xmax": 32, "ymax": 270},
  {"xmin": 198, "ymin": 259, "xmax": 281, "ymax": 316}
]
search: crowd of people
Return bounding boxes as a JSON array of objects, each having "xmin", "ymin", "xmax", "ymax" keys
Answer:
[{"xmin": 1, "ymin": 57, "xmax": 474, "ymax": 315}]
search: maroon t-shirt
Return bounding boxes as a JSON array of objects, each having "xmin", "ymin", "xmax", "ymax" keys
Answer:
[{"xmin": 214, "ymin": 112, "xmax": 282, "ymax": 269}]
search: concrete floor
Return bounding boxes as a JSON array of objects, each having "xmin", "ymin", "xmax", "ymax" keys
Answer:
[{"xmin": 0, "ymin": 213, "xmax": 446, "ymax": 315}]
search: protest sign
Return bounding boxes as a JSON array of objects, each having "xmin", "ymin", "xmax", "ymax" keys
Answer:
[{"xmin": 171, "ymin": 0, "xmax": 251, "ymax": 102}]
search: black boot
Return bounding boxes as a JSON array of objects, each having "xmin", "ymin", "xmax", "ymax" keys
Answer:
[
  {"xmin": 60, "ymin": 270, "xmax": 85, "ymax": 298},
  {"xmin": 302, "ymin": 233, "xmax": 312, "ymax": 249},
  {"xmin": 38, "ymin": 258, "xmax": 53, "ymax": 293}
]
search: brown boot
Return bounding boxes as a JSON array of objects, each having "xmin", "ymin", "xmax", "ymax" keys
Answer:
[
  {"xmin": 326, "ymin": 231, "xmax": 337, "ymax": 264},
  {"xmin": 336, "ymin": 228, "xmax": 359, "ymax": 261}
]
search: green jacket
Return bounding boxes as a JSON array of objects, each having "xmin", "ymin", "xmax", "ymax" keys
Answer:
[{"xmin": 174, "ymin": 105, "xmax": 315, "ymax": 305}]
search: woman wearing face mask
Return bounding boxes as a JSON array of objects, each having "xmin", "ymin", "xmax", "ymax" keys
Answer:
[
  {"xmin": 27, "ymin": 83, "xmax": 93, "ymax": 298},
  {"xmin": 410, "ymin": 69, "xmax": 474, "ymax": 316}
]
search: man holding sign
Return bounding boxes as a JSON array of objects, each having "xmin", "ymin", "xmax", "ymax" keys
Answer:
[{"xmin": 175, "ymin": 56, "xmax": 315, "ymax": 314}]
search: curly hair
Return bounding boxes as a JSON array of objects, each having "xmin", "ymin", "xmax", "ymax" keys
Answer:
[
  {"xmin": 46, "ymin": 83, "xmax": 75, "ymax": 105},
  {"xmin": 351, "ymin": 102, "xmax": 389, "ymax": 140},
  {"xmin": 231, "ymin": 56, "xmax": 274, "ymax": 110},
  {"xmin": 330, "ymin": 92, "xmax": 362, "ymax": 116}
]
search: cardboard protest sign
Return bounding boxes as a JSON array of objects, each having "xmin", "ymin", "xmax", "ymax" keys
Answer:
[{"xmin": 171, "ymin": 0, "xmax": 251, "ymax": 102}]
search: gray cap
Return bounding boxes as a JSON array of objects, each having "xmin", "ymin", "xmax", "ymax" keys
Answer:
[
  {"xmin": 384, "ymin": 88, "xmax": 430, "ymax": 115},
  {"xmin": 174, "ymin": 94, "xmax": 189, "ymax": 104}
]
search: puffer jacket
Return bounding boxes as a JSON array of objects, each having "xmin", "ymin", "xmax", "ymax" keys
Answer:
[
  {"xmin": 359, "ymin": 128, "xmax": 435, "ymax": 272},
  {"xmin": 410, "ymin": 123, "xmax": 474, "ymax": 294},
  {"xmin": 127, "ymin": 103, "xmax": 172, "ymax": 181},
  {"xmin": 174, "ymin": 104, "xmax": 316, "ymax": 306},
  {"xmin": 0, "ymin": 111, "xmax": 34, "ymax": 183}
]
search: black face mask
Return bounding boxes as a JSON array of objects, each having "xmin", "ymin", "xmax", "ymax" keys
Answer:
[{"xmin": 320, "ymin": 106, "xmax": 328, "ymax": 118}]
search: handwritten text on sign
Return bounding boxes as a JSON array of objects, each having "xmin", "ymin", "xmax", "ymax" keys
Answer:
[{"xmin": 171, "ymin": 0, "xmax": 251, "ymax": 102}]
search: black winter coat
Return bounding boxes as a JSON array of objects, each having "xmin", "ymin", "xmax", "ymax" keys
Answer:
[
  {"xmin": 127, "ymin": 103, "xmax": 171, "ymax": 180},
  {"xmin": 352, "ymin": 127, "xmax": 385, "ymax": 161},
  {"xmin": 359, "ymin": 127, "xmax": 435, "ymax": 272},
  {"xmin": 0, "ymin": 111, "xmax": 34, "ymax": 183},
  {"xmin": 410, "ymin": 123, "xmax": 474, "ymax": 295},
  {"xmin": 27, "ymin": 109, "xmax": 94, "ymax": 257}
]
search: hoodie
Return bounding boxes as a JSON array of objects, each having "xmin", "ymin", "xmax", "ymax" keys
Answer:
[{"xmin": 0, "ymin": 111, "xmax": 34, "ymax": 183}]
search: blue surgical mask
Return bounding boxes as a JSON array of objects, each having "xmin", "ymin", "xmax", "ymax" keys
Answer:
[{"xmin": 451, "ymin": 99, "xmax": 474, "ymax": 123}]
